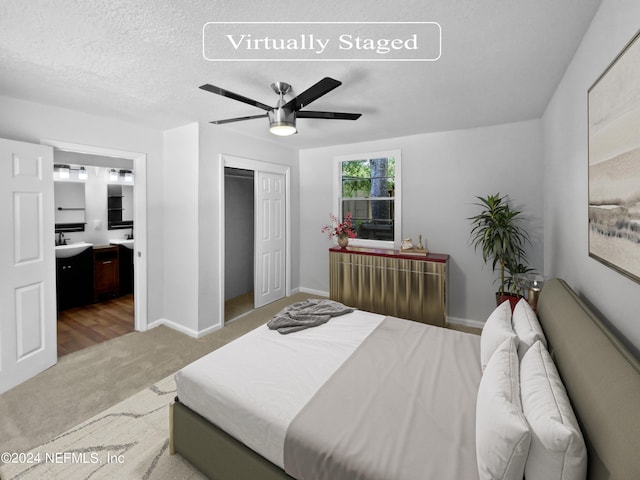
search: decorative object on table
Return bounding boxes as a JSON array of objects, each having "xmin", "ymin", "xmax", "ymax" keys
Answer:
[
  {"xmin": 337, "ymin": 235, "xmax": 349, "ymax": 248},
  {"xmin": 399, "ymin": 237, "xmax": 429, "ymax": 256},
  {"xmin": 588, "ymin": 29, "xmax": 640, "ymax": 284},
  {"xmin": 513, "ymin": 274, "xmax": 546, "ymax": 311},
  {"xmin": 321, "ymin": 212, "xmax": 357, "ymax": 249},
  {"xmin": 468, "ymin": 193, "xmax": 534, "ymax": 309},
  {"xmin": 401, "ymin": 238, "xmax": 414, "ymax": 250}
]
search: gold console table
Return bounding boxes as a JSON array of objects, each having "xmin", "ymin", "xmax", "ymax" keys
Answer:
[{"xmin": 329, "ymin": 247, "xmax": 448, "ymax": 327}]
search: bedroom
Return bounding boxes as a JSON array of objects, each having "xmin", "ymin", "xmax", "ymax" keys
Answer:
[{"xmin": 1, "ymin": 0, "xmax": 640, "ymax": 478}]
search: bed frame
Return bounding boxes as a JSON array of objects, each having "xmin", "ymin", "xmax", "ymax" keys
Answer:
[
  {"xmin": 535, "ymin": 278, "xmax": 640, "ymax": 479},
  {"xmin": 170, "ymin": 278, "xmax": 640, "ymax": 480}
]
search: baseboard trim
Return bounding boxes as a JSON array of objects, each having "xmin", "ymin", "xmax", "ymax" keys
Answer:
[
  {"xmin": 447, "ymin": 316, "xmax": 485, "ymax": 329},
  {"xmin": 298, "ymin": 287, "xmax": 329, "ymax": 297},
  {"xmin": 196, "ymin": 323, "xmax": 222, "ymax": 338},
  {"xmin": 146, "ymin": 318, "xmax": 165, "ymax": 330},
  {"xmin": 147, "ymin": 318, "xmax": 221, "ymax": 339}
]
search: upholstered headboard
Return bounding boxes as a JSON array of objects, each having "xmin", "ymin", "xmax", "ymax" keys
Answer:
[{"xmin": 536, "ymin": 278, "xmax": 640, "ymax": 480}]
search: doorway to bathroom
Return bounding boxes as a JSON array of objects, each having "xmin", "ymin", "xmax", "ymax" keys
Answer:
[
  {"xmin": 46, "ymin": 139, "xmax": 147, "ymax": 357},
  {"xmin": 54, "ymin": 151, "xmax": 136, "ymax": 356}
]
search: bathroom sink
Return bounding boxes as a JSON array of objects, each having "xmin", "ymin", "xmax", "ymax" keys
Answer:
[
  {"xmin": 110, "ymin": 239, "xmax": 134, "ymax": 249},
  {"xmin": 55, "ymin": 242, "xmax": 93, "ymax": 258}
]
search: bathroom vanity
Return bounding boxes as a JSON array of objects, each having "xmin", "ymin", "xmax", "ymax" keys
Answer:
[
  {"xmin": 56, "ymin": 247, "xmax": 94, "ymax": 310},
  {"xmin": 93, "ymin": 245, "xmax": 120, "ymax": 301},
  {"xmin": 55, "ymin": 243, "xmax": 126, "ymax": 310}
]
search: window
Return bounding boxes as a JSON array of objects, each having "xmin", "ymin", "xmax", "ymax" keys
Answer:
[{"xmin": 335, "ymin": 150, "xmax": 401, "ymax": 249}]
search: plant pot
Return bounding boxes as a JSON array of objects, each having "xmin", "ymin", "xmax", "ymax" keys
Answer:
[
  {"xmin": 495, "ymin": 292, "xmax": 522, "ymax": 311},
  {"xmin": 337, "ymin": 235, "xmax": 349, "ymax": 249}
]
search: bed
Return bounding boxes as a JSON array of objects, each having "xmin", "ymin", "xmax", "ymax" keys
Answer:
[{"xmin": 169, "ymin": 278, "xmax": 640, "ymax": 479}]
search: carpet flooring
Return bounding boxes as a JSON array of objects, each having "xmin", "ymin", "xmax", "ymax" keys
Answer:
[
  {"xmin": 0, "ymin": 292, "xmax": 321, "ymax": 457},
  {"xmin": 0, "ymin": 293, "xmax": 479, "ymax": 479},
  {"xmin": 224, "ymin": 291, "xmax": 254, "ymax": 322},
  {"xmin": 0, "ymin": 374, "xmax": 202, "ymax": 480}
]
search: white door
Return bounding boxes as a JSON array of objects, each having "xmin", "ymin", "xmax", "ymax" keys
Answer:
[
  {"xmin": 254, "ymin": 171, "xmax": 285, "ymax": 308},
  {"xmin": 0, "ymin": 138, "xmax": 56, "ymax": 394}
]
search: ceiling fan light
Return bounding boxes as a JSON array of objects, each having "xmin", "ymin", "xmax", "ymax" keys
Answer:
[
  {"xmin": 269, "ymin": 123, "xmax": 297, "ymax": 136},
  {"xmin": 268, "ymin": 108, "xmax": 296, "ymax": 136}
]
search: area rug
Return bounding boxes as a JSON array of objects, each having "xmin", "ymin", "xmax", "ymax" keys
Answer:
[{"xmin": 0, "ymin": 375, "xmax": 204, "ymax": 480}]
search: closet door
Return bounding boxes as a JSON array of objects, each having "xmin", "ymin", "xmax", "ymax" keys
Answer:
[{"xmin": 254, "ymin": 171, "xmax": 285, "ymax": 308}]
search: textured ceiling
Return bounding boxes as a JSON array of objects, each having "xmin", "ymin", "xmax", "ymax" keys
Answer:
[{"xmin": 0, "ymin": 0, "xmax": 602, "ymax": 149}]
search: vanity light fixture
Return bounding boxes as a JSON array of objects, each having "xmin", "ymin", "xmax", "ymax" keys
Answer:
[
  {"xmin": 109, "ymin": 169, "xmax": 118, "ymax": 181},
  {"xmin": 78, "ymin": 167, "xmax": 88, "ymax": 180},
  {"xmin": 54, "ymin": 164, "xmax": 70, "ymax": 179},
  {"xmin": 122, "ymin": 169, "xmax": 134, "ymax": 182}
]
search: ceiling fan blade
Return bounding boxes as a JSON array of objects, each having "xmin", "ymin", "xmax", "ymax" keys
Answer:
[
  {"xmin": 283, "ymin": 77, "xmax": 342, "ymax": 111},
  {"xmin": 200, "ymin": 84, "xmax": 272, "ymax": 111},
  {"xmin": 210, "ymin": 114, "xmax": 268, "ymax": 124},
  {"xmin": 297, "ymin": 111, "xmax": 362, "ymax": 120}
]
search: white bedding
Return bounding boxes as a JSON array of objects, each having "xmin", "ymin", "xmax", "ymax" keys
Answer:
[{"xmin": 174, "ymin": 309, "xmax": 385, "ymax": 468}]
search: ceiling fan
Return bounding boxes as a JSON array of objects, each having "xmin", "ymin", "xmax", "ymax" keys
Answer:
[{"xmin": 199, "ymin": 77, "xmax": 361, "ymax": 136}]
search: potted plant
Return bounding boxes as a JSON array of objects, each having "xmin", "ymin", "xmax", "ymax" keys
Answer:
[
  {"xmin": 321, "ymin": 212, "xmax": 358, "ymax": 249},
  {"xmin": 468, "ymin": 193, "xmax": 533, "ymax": 308}
]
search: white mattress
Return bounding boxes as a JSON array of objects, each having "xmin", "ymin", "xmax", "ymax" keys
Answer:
[{"xmin": 174, "ymin": 309, "xmax": 385, "ymax": 468}]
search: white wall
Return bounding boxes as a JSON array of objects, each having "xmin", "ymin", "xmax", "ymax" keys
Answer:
[
  {"xmin": 160, "ymin": 124, "xmax": 299, "ymax": 335},
  {"xmin": 299, "ymin": 119, "xmax": 544, "ymax": 323},
  {"xmin": 543, "ymin": 0, "xmax": 640, "ymax": 352},
  {"xmin": 162, "ymin": 123, "xmax": 200, "ymax": 333},
  {"xmin": 198, "ymin": 127, "xmax": 300, "ymax": 333},
  {"xmin": 0, "ymin": 95, "xmax": 164, "ymax": 323}
]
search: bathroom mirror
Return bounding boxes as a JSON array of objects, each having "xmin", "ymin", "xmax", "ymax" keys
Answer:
[
  {"xmin": 122, "ymin": 185, "xmax": 134, "ymax": 222},
  {"xmin": 108, "ymin": 184, "xmax": 134, "ymax": 230},
  {"xmin": 54, "ymin": 181, "xmax": 86, "ymax": 231}
]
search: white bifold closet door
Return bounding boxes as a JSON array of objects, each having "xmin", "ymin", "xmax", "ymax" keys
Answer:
[{"xmin": 254, "ymin": 171, "xmax": 285, "ymax": 308}]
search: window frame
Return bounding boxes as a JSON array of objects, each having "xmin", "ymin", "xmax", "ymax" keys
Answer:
[{"xmin": 333, "ymin": 149, "xmax": 402, "ymax": 250}]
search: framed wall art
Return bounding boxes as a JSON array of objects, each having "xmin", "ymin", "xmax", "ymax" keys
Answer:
[{"xmin": 588, "ymin": 29, "xmax": 640, "ymax": 283}]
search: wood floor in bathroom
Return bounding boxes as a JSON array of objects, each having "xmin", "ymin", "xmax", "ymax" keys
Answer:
[{"xmin": 57, "ymin": 294, "xmax": 135, "ymax": 357}]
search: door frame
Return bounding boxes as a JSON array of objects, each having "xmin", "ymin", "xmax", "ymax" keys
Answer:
[
  {"xmin": 219, "ymin": 154, "xmax": 291, "ymax": 323},
  {"xmin": 40, "ymin": 139, "xmax": 148, "ymax": 331}
]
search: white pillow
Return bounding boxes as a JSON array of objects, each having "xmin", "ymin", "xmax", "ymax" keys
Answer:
[
  {"xmin": 480, "ymin": 300, "xmax": 516, "ymax": 371},
  {"xmin": 520, "ymin": 341, "xmax": 587, "ymax": 480},
  {"xmin": 512, "ymin": 298, "xmax": 547, "ymax": 359},
  {"xmin": 476, "ymin": 337, "xmax": 531, "ymax": 480}
]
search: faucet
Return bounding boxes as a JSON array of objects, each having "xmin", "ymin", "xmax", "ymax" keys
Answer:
[
  {"xmin": 126, "ymin": 227, "xmax": 134, "ymax": 240},
  {"xmin": 56, "ymin": 232, "xmax": 67, "ymax": 246}
]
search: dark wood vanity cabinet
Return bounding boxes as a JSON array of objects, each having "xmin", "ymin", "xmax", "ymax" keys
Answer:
[
  {"xmin": 93, "ymin": 245, "xmax": 119, "ymax": 301},
  {"xmin": 56, "ymin": 248, "xmax": 94, "ymax": 310},
  {"xmin": 117, "ymin": 244, "xmax": 134, "ymax": 295}
]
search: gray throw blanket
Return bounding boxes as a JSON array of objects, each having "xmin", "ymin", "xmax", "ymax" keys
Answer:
[{"xmin": 267, "ymin": 299, "xmax": 354, "ymax": 334}]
